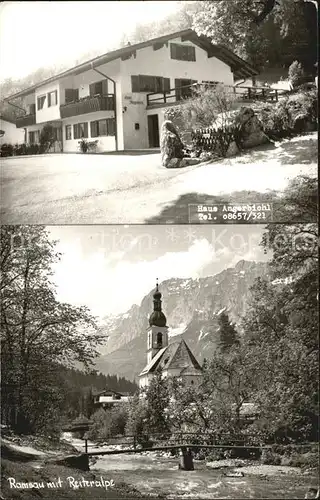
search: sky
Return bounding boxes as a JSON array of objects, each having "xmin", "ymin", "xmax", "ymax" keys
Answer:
[
  {"xmin": 0, "ymin": 1, "xmax": 180, "ymax": 81},
  {"xmin": 48, "ymin": 225, "xmax": 270, "ymax": 319}
]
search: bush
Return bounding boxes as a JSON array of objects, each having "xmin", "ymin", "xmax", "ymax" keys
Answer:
[
  {"xmin": 261, "ymin": 448, "xmax": 281, "ymax": 465},
  {"xmin": 39, "ymin": 124, "xmax": 56, "ymax": 153},
  {"xmin": 254, "ymin": 89, "xmax": 317, "ymax": 140},
  {"xmin": 288, "ymin": 61, "xmax": 306, "ymax": 88},
  {"xmin": 0, "ymin": 143, "xmax": 14, "ymax": 157},
  {"xmin": 78, "ymin": 139, "xmax": 98, "ymax": 153}
]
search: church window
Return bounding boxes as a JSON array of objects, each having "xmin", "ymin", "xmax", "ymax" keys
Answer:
[{"xmin": 156, "ymin": 332, "xmax": 163, "ymax": 346}]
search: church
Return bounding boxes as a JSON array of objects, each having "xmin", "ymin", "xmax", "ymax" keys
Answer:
[{"xmin": 139, "ymin": 281, "xmax": 203, "ymax": 389}]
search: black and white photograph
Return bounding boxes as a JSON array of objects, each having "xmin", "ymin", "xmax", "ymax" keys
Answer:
[
  {"xmin": 1, "ymin": 223, "xmax": 318, "ymax": 499},
  {"xmin": 0, "ymin": 1, "xmax": 319, "ymax": 500},
  {"xmin": 0, "ymin": 0, "xmax": 318, "ymax": 224}
]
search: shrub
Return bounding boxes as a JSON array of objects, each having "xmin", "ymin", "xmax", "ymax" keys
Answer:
[
  {"xmin": 78, "ymin": 139, "xmax": 98, "ymax": 153},
  {"xmin": 39, "ymin": 124, "xmax": 56, "ymax": 153},
  {"xmin": 261, "ymin": 448, "xmax": 281, "ymax": 465},
  {"xmin": 288, "ymin": 61, "xmax": 305, "ymax": 88},
  {"xmin": 0, "ymin": 143, "xmax": 14, "ymax": 157},
  {"xmin": 78, "ymin": 139, "xmax": 89, "ymax": 153}
]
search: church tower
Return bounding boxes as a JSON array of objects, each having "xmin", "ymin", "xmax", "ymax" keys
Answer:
[{"xmin": 147, "ymin": 280, "xmax": 168, "ymax": 364}]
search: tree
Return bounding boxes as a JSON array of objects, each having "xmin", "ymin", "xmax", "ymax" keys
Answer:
[
  {"xmin": 0, "ymin": 225, "xmax": 104, "ymax": 434},
  {"xmin": 145, "ymin": 369, "xmax": 170, "ymax": 435},
  {"xmin": 39, "ymin": 124, "xmax": 56, "ymax": 153},
  {"xmin": 241, "ymin": 222, "xmax": 318, "ymax": 441},
  {"xmin": 192, "ymin": 0, "xmax": 316, "ymax": 71},
  {"xmin": 217, "ymin": 311, "xmax": 239, "ymax": 352},
  {"xmin": 288, "ymin": 60, "xmax": 306, "ymax": 87}
]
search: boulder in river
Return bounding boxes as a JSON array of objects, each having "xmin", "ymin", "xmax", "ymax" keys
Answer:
[{"xmin": 46, "ymin": 453, "xmax": 89, "ymax": 471}]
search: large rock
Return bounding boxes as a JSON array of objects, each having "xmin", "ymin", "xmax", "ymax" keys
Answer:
[
  {"xmin": 160, "ymin": 120, "xmax": 185, "ymax": 168},
  {"xmin": 46, "ymin": 453, "xmax": 89, "ymax": 471},
  {"xmin": 236, "ymin": 107, "xmax": 270, "ymax": 149}
]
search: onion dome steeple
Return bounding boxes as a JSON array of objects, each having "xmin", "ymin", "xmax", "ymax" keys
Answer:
[{"xmin": 149, "ymin": 279, "xmax": 167, "ymax": 327}]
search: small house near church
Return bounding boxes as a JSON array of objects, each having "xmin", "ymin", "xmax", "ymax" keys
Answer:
[
  {"xmin": 93, "ymin": 388, "xmax": 130, "ymax": 409},
  {"xmin": 139, "ymin": 281, "xmax": 203, "ymax": 389}
]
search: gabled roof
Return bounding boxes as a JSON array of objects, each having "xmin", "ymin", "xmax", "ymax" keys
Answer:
[
  {"xmin": 139, "ymin": 339, "xmax": 202, "ymax": 377},
  {"xmin": 93, "ymin": 388, "xmax": 125, "ymax": 397},
  {"xmin": 4, "ymin": 29, "xmax": 258, "ymax": 101}
]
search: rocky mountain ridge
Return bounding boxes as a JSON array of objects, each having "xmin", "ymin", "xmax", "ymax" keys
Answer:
[{"xmin": 95, "ymin": 260, "xmax": 269, "ymax": 380}]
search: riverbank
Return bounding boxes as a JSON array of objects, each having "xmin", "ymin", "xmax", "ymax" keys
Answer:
[
  {"xmin": 1, "ymin": 432, "xmax": 318, "ymax": 499},
  {"xmin": 1, "ymin": 459, "xmax": 148, "ymax": 500}
]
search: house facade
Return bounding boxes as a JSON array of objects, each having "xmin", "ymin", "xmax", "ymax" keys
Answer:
[
  {"xmin": 5, "ymin": 29, "xmax": 257, "ymax": 153},
  {"xmin": 93, "ymin": 389, "xmax": 130, "ymax": 409},
  {"xmin": 139, "ymin": 281, "xmax": 203, "ymax": 389}
]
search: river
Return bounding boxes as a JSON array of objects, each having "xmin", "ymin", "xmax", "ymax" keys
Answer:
[{"xmin": 64, "ymin": 434, "xmax": 317, "ymax": 499}]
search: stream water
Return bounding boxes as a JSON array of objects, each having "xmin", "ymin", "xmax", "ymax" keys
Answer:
[
  {"xmin": 63, "ymin": 435, "xmax": 317, "ymax": 499},
  {"xmin": 91, "ymin": 452, "xmax": 316, "ymax": 499}
]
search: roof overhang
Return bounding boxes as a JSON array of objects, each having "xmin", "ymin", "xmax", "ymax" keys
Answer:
[{"xmin": 4, "ymin": 29, "xmax": 258, "ymax": 101}]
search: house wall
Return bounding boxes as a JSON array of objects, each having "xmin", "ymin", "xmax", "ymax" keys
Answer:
[
  {"xmin": 0, "ymin": 119, "xmax": 25, "ymax": 145},
  {"xmin": 119, "ymin": 37, "xmax": 234, "ymax": 149},
  {"xmin": 59, "ymin": 60, "xmax": 124, "ymax": 151},
  {"xmin": 62, "ymin": 110, "xmax": 116, "ymax": 153},
  {"xmin": 35, "ymin": 82, "xmax": 61, "ymax": 123}
]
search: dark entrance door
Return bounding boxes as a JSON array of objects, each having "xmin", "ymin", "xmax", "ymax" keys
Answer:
[{"xmin": 148, "ymin": 114, "xmax": 159, "ymax": 148}]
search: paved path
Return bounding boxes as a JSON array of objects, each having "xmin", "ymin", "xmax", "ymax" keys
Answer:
[{"xmin": 0, "ymin": 134, "xmax": 317, "ymax": 224}]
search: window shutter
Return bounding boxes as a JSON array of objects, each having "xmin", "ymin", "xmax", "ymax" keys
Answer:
[
  {"xmin": 65, "ymin": 89, "xmax": 74, "ymax": 103},
  {"xmin": 170, "ymin": 43, "xmax": 177, "ymax": 59},
  {"xmin": 102, "ymin": 79, "xmax": 108, "ymax": 95},
  {"xmin": 47, "ymin": 93, "xmax": 51, "ymax": 107},
  {"xmin": 175, "ymin": 79, "xmax": 181, "ymax": 101},
  {"xmin": 131, "ymin": 75, "xmax": 140, "ymax": 92},
  {"xmin": 89, "ymin": 83, "xmax": 95, "ymax": 97},
  {"xmin": 163, "ymin": 78, "xmax": 170, "ymax": 92},
  {"xmin": 84, "ymin": 122, "xmax": 88, "ymax": 138},
  {"xmin": 73, "ymin": 124, "xmax": 78, "ymax": 139},
  {"xmin": 190, "ymin": 46, "xmax": 196, "ymax": 61},
  {"xmin": 30, "ymin": 104, "xmax": 36, "ymax": 114},
  {"xmin": 74, "ymin": 89, "xmax": 79, "ymax": 101},
  {"xmin": 90, "ymin": 121, "xmax": 98, "ymax": 138},
  {"xmin": 107, "ymin": 118, "xmax": 115, "ymax": 136}
]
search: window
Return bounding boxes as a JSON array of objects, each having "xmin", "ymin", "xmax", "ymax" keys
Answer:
[
  {"xmin": 89, "ymin": 80, "xmax": 108, "ymax": 97},
  {"xmin": 90, "ymin": 118, "xmax": 115, "ymax": 137},
  {"xmin": 156, "ymin": 332, "xmax": 163, "ymax": 347},
  {"xmin": 170, "ymin": 43, "xmax": 196, "ymax": 62},
  {"xmin": 65, "ymin": 125, "xmax": 72, "ymax": 140},
  {"xmin": 47, "ymin": 90, "xmax": 57, "ymax": 107},
  {"xmin": 37, "ymin": 95, "xmax": 46, "ymax": 110},
  {"xmin": 73, "ymin": 122, "xmax": 88, "ymax": 139},
  {"xmin": 131, "ymin": 75, "xmax": 170, "ymax": 93},
  {"xmin": 65, "ymin": 89, "xmax": 79, "ymax": 103}
]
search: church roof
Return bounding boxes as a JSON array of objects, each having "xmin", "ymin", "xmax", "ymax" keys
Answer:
[{"xmin": 139, "ymin": 339, "xmax": 202, "ymax": 377}]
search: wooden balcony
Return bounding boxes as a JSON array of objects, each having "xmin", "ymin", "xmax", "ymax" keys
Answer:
[
  {"xmin": 16, "ymin": 114, "xmax": 36, "ymax": 128},
  {"xmin": 60, "ymin": 94, "xmax": 115, "ymax": 119},
  {"xmin": 147, "ymin": 84, "xmax": 290, "ymax": 108}
]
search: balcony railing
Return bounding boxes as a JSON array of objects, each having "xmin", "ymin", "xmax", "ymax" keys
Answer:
[
  {"xmin": 60, "ymin": 94, "xmax": 115, "ymax": 119},
  {"xmin": 147, "ymin": 83, "xmax": 290, "ymax": 107},
  {"xmin": 16, "ymin": 114, "xmax": 36, "ymax": 128}
]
